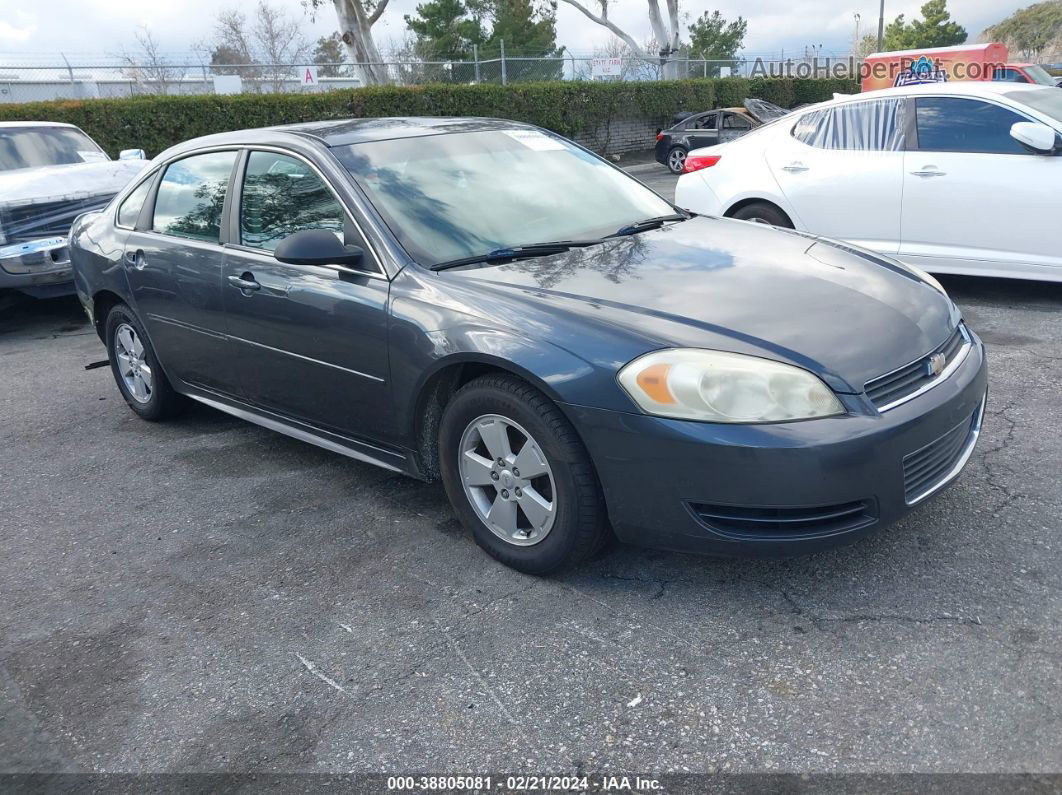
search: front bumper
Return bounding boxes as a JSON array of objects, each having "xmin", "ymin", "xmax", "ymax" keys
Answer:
[
  {"xmin": 564, "ymin": 332, "xmax": 988, "ymax": 557},
  {"xmin": 0, "ymin": 237, "xmax": 75, "ymax": 296}
]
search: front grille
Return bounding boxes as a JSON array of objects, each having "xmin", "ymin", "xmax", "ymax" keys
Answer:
[
  {"xmin": 0, "ymin": 195, "xmax": 112, "ymax": 244},
  {"xmin": 865, "ymin": 325, "xmax": 967, "ymax": 411},
  {"xmin": 903, "ymin": 403, "xmax": 983, "ymax": 504},
  {"xmin": 688, "ymin": 499, "xmax": 877, "ymax": 539}
]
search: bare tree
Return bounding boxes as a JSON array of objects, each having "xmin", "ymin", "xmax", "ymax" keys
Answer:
[
  {"xmin": 306, "ymin": 0, "xmax": 393, "ymax": 85},
  {"xmin": 254, "ymin": 2, "xmax": 310, "ymax": 90},
  {"xmin": 558, "ymin": 0, "xmax": 682, "ymax": 79},
  {"xmin": 203, "ymin": 3, "xmax": 310, "ymax": 91},
  {"xmin": 119, "ymin": 27, "xmax": 181, "ymax": 95}
]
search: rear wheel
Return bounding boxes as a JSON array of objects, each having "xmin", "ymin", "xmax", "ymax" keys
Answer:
[
  {"xmin": 104, "ymin": 304, "xmax": 186, "ymax": 421},
  {"xmin": 439, "ymin": 375, "xmax": 610, "ymax": 575},
  {"xmin": 730, "ymin": 202, "xmax": 793, "ymax": 228},
  {"xmin": 666, "ymin": 147, "xmax": 688, "ymax": 174}
]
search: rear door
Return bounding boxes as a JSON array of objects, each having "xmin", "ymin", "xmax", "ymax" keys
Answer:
[
  {"xmin": 123, "ymin": 149, "xmax": 241, "ymax": 396},
  {"xmin": 900, "ymin": 95, "xmax": 1062, "ymax": 275},
  {"xmin": 765, "ymin": 97, "xmax": 907, "ymax": 253},
  {"xmin": 221, "ymin": 148, "xmax": 394, "ymax": 444}
]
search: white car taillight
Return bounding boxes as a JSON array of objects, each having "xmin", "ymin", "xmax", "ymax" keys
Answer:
[{"xmin": 683, "ymin": 154, "xmax": 721, "ymax": 174}]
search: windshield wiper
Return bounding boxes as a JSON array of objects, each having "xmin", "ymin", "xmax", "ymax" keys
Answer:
[
  {"xmin": 430, "ymin": 239, "xmax": 604, "ymax": 272},
  {"xmin": 609, "ymin": 212, "xmax": 691, "ymax": 238}
]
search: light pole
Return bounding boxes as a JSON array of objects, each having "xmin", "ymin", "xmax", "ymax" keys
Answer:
[{"xmin": 877, "ymin": 0, "xmax": 885, "ymax": 52}]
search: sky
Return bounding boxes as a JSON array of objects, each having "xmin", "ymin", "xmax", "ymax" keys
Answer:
[{"xmin": 0, "ymin": 0, "xmax": 1037, "ymax": 64}]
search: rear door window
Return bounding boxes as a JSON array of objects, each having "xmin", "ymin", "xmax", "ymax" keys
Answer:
[
  {"xmin": 792, "ymin": 98, "xmax": 906, "ymax": 151},
  {"xmin": 152, "ymin": 151, "xmax": 238, "ymax": 242},
  {"xmin": 915, "ymin": 97, "xmax": 1030, "ymax": 154}
]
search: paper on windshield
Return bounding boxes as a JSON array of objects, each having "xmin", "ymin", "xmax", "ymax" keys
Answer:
[{"xmin": 503, "ymin": 130, "xmax": 567, "ymax": 151}]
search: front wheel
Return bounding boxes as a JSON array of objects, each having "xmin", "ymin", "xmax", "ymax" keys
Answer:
[
  {"xmin": 439, "ymin": 375, "xmax": 610, "ymax": 575},
  {"xmin": 666, "ymin": 147, "xmax": 688, "ymax": 174}
]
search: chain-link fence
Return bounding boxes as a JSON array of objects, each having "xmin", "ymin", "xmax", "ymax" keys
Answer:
[{"xmin": 0, "ymin": 54, "xmax": 860, "ymax": 104}]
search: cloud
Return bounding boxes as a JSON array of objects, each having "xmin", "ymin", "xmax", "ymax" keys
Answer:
[{"xmin": 0, "ymin": 10, "xmax": 37, "ymax": 43}]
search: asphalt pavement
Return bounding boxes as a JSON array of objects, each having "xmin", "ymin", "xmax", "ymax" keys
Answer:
[{"xmin": 1, "ymin": 167, "xmax": 1060, "ymax": 776}]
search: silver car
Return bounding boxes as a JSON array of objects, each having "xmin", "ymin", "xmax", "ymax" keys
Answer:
[{"xmin": 0, "ymin": 122, "xmax": 145, "ymax": 298}]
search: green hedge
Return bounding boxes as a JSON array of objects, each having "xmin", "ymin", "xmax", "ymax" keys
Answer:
[{"xmin": 0, "ymin": 78, "xmax": 858, "ymax": 158}]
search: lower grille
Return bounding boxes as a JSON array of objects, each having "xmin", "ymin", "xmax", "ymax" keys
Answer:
[
  {"xmin": 689, "ymin": 499, "xmax": 876, "ymax": 539},
  {"xmin": 903, "ymin": 399, "xmax": 984, "ymax": 504}
]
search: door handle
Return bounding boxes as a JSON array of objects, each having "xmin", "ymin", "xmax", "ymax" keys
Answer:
[
  {"xmin": 123, "ymin": 249, "xmax": 146, "ymax": 269},
  {"xmin": 910, "ymin": 168, "xmax": 946, "ymax": 177},
  {"xmin": 227, "ymin": 273, "xmax": 261, "ymax": 292},
  {"xmin": 782, "ymin": 162, "xmax": 809, "ymax": 173}
]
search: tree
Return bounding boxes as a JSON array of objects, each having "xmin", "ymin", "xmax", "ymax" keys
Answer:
[
  {"xmin": 687, "ymin": 10, "xmax": 746, "ymax": 76},
  {"xmin": 884, "ymin": 0, "xmax": 967, "ymax": 50},
  {"xmin": 985, "ymin": 1, "xmax": 1062, "ymax": 60},
  {"xmin": 404, "ymin": 0, "xmax": 486, "ymax": 61},
  {"xmin": 481, "ymin": 0, "xmax": 564, "ymax": 80},
  {"xmin": 313, "ymin": 32, "xmax": 349, "ymax": 76},
  {"xmin": 306, "ymin": 0, "xmax": 392, "ymax": 85},
  {"xmin": 118, "ymin": 27, "xmax": 181, "ymax": 94},
  {"xmin": 557, "ymin": 0, "xmax": 684, "ymax": 79},
  {"xmin": 204, "ymin": 3, "xmax": 309, "ymax": 90}
]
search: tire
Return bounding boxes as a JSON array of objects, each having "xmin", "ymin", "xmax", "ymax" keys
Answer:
[
  {"xmin": 666, "ymin": 146, "xmax": 688, "ymax": 174},
  {"xmin": 729, "ymin": 202, "xmax": 793, "ymax": 228},
  {"xmin": 104, "ymin": 304, "xmax": 186, "ymax": 421},
  {"xmin": 439, "ymin": 374, "xmax": 611, "ymax": 575}
]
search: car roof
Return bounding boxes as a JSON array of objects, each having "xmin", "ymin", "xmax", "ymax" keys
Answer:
[
  {"xmin": 0, "ymin": 121, "xmax": 80, "ymax": 129},
  {"xmin": 827, "ymin": 81, "xmax": 1053, "ymax": 107},
  {"xmin": 231, "ymin": 117, "xmax": 538, "ymax": 149}
]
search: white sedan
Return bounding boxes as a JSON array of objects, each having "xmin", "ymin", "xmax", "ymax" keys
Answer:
[{"xmin": 674, "ymin": 82, "xmax": 1062, "ymax": 282}]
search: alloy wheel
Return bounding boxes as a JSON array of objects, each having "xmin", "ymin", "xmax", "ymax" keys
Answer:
[
  {"xmin": 668, "ymin": 149, "xmax": 686, "ymax": 173},
  {"xmin": 458, "ymin": 414, "xmax": 557, "ymax": 546},
  {"xmin": 114, "ymin": 323, "xmax": 153, "ymax": 403}
]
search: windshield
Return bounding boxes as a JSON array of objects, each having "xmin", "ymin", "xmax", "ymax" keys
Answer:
[
  {"xmin": 1022, "ymin": 65, "xmax": 1058, "ymax": 86},
  {"xmin": 0, "ymin": 126, "xmax": 108, "ymax": 172},
  {"xmin": 333, "ymin": 129, "xmax": 674, "ymax": 267},
  {"xmin": 1006, "ymin": 88, "xmax": 1062, "ymax": 125}
]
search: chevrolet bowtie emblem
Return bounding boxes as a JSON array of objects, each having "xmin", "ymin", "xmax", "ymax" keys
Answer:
[{"xmin": 927, "ymin": 352, "xmax": 946, "ymax": 377}]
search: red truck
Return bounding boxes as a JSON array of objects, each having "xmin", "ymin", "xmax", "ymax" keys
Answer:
[{"xmin": 862, "ymin": 43, "xmax": 1057, "ymax": 92}]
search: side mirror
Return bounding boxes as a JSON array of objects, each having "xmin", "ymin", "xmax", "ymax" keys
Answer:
[
  {"xmin": 119, "ymin": 148, "xmax": 146, "ymax": 160},
  {"xmin": 274, "ymin": 229, "xmax": 364, "ymax": 269},
  {"xmin": 1010, "ymin": 122, "xmax": 1058, "ymax": 154}
]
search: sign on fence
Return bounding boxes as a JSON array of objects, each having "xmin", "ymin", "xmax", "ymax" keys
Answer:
[
  {"xmin": 213, "ymin": 75, "xmax": 242, "ymax": 95},
  {"xmin": 301, "ymin": 65, "xmax": 319, "ymax": 87},
  {"xmin": 591, "ymin": 58, "xmax": 622, "ymax": 78}
]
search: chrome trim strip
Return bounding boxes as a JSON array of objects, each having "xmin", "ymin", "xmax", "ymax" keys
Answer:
[
  {"xmin": 905, "ymin": 391, "xmax": 987, "ymax": 506},
  {"xmin": 875, "ymin": 325, "xmax": 972, "ymax": 413},
  {"xmin": 145, "ymin": 314, "xmax": 385, "ymax": 382},
  {"xmin": 226, "ymin": 333, "xmax": 386, "ymax": 382},
  {"xmin": 186, "ymin": 393, "xmax": 403, "ymax": 473}
]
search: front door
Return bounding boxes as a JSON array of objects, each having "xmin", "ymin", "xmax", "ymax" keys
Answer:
[
  {"xmin": 900, "ymin": 96, "xmax": 1062, "ymax": 276},
  {"xmin": 123, "ymin": 149, "xmax": 241, "ymax": 396},
  {"xmin": 221, "ymin": 149, "xmax": 394, "ymax": 444},
  {"xmin": 766, "ymin": 97, "xmax": 907, "ymax": 254}
]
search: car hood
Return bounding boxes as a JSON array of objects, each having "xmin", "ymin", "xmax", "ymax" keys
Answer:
[
  {"xmin": 450, "ymin": 217, "xmax": 958, "ymax": 393},
  {"xmin": 0, "ymin": 160, "xmax": 146, "ymax": 207}
]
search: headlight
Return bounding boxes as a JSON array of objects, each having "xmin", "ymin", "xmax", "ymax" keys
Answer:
[{"xmin": 618, "ymin": 348, "xmax": 844, "ymax": 423}]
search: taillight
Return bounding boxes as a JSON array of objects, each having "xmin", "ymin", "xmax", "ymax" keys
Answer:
[
  {"xmin": 683, "ymin": 154, "xmax": 721, "ymax": 173},
  {"xmin": 656, "ymin": 132, "xmax": 664, "ymax": 141}
]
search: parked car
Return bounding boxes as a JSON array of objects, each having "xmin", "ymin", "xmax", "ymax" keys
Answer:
[
  {"xmin": 675, "ymin": 82, "xmax": 1062, "ymax": 282},
  {"xmin": 0, "ymin": 122, "xmax": 146, "ymax": 298},
  {"xmin": 655, "ymin": 99, "xmax": 789, "ymax": 173},
  {"xmin": 71, "ymin": 118, "xmax": 987, "ymax": 574}
]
